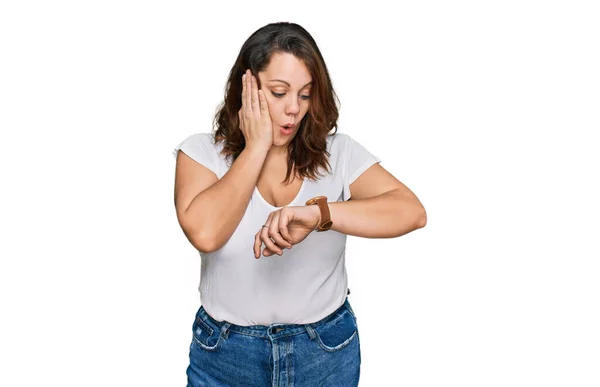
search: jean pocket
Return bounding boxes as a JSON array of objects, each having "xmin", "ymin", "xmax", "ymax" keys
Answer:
[
  {"xmin": 345, "ymin": 301, "xmax": 357, "ymax": 320},
  {"xmin": 191, "ymin": 315, "xmax": 222, "ymax": 351},
  {"xmin": 313, "ymin": 307, "xmax": 358, "ymax": 352}
]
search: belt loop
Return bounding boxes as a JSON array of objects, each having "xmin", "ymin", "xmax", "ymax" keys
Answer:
[
  {"xmin": 305, "ymin": 324, "xmax": 317, "ymax": 340},
  {"xmin": 220, "ymin": 322, "xmax": 231, "ymax": 339}
]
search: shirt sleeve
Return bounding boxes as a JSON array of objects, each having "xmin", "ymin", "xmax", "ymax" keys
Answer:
[
  {"xmin": 172, "ymin": 133, "xmax": 218, "ymax": 176},
  {"xmin": 342, "ymin": 134, "xmax": 382, "ymax": 201}
]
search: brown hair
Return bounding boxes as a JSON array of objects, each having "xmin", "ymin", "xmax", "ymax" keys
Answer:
[{"xmin": 212, "ymin": 22, "xmax": 340, "ymax": 184}]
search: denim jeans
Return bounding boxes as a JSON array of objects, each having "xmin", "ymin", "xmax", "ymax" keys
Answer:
[{"xmin": 186, "ymin": 297, "xmax": 361, "ymax": 386}]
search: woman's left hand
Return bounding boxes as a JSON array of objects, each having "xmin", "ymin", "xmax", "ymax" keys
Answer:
[{"xmin": 254, "ymin": 205, "xmax": 321, "ymax": 258}]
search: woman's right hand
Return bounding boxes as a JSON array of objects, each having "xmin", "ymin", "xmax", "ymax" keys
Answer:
[{"xmin": 238, "ymin": 69, "xmax": 273, "ymax": 153}]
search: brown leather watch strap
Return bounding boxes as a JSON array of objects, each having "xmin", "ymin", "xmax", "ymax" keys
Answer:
[{"xmin": 305, "ymin": 196, "xmax": 333, "ymax": 232}]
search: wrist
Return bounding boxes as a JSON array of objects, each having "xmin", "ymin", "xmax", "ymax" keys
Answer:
[
  {"xmin": 311, "ymin": 205, "xmax": 321, "ymax": 230},
  {"xmin": 305, "ymin": 195, "xmax": 333, "ymax": 232}
]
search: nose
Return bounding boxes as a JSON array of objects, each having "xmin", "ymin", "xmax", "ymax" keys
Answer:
[{"xmin": 284, "ymin": 95, "xmax": 300, "ymax": 116}]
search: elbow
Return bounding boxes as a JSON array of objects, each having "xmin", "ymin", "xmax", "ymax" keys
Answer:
[
  {"xmin": 392, "ymin": 207, "xmax": 426, "ymax": 238},
  {"xmin": 416, "ymin": 208, "xmax": 427, "ymax": 229},
  {"xmin": 405, "ymin": 201, "xmax": 427, "ymax": 231},
  {"xmin": 180, "ymin": 216, "xmax": 218, "ymax": 253},
  {"xmin": 189, "ymin": 231, "xmax": 219, "ymax": 254}
]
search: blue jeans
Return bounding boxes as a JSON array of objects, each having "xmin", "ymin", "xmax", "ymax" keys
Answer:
[{"xmin": 186, "ymin": 297, "xmax": 361, "ymax": 386}]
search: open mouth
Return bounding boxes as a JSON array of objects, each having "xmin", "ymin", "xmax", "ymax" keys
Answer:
[{"xmin": 280, "ymin": 125, "xmax": 294, "ymax": 135}]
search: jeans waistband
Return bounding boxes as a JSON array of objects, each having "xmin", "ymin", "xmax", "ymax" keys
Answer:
[{"xmin": 197, "ymin": 297, "xmax": 355, "ymax": 340}]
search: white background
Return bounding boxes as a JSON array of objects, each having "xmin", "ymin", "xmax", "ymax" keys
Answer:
[{"xmin": 1, "ymin": 0, "xmax": 599, "ymax": 386}]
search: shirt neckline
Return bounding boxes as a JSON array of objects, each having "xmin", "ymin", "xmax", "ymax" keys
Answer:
[{"xmin": 253, "ymin": 178, "xmax": 307, "ymax": 210}]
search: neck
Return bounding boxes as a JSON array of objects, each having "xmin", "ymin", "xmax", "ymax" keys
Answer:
[{"xmin": 265, "ymin": 144, "xmax": 289, "ymax": 162}]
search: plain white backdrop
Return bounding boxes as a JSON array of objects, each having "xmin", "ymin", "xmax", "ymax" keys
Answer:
[{"xmin": 1, "ymin": 0, "xmax": 599, "ymax": 386}]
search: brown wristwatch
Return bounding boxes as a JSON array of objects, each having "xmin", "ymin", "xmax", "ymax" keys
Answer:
[{"xmin": 305, "ymin": 196, "xmax": 333, "ymax": 232}]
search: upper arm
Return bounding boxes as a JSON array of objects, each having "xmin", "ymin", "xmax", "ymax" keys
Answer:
[
  {"xmin": 339, "ymin": 133, "xmax": 420, "ymax": 203},
  {"xmin": 348, "ymin": 162, "xmax": 420, "ymax": 202},
  {"xmin": 174, "ymin": 150, "xmax": 218, "ymax": 238}
]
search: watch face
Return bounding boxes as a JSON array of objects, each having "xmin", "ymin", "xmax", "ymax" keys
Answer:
[{"xmin": 305, "ymin": 196, "xmax": 328, "ymax": 206}]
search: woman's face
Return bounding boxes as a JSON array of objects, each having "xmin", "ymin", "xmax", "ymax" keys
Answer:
[{"xmin": 257, "ymin": 52, "xmax": 312, "ymax": 146}]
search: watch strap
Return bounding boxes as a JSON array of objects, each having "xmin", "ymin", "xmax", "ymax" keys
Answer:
[{"xmin": 305, "ymin": 196, "xmax": 333, "ymax": 232}]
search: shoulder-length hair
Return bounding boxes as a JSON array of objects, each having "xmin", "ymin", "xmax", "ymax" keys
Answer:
[{"xmin": 213, "ymin": 22, "xmax": 340, "ymax": 184}]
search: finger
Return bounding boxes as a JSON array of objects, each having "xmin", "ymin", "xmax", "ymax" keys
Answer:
[
  {"xmin": 258, "ymin": 212, "xmax": 276, "ymax": 257},
  {"xmin": 258, "ymin": 89, "xmax": 270, "ymax": 118},
  {"xmin": 241, "ymin": 72, "xmax": 246, "ymax": 111},
  {"xmin": 238, "ymin": 110, "xmax": 244, "ymax": 131},
  {"xmin": 246, "ymin": 69, "xmax": 252, "ymax": 112},
  {"xmin": 262, "ymin": 247, "xmax": 274, "ymax": 257},
  {"xmin": 253, "ymin": 231, "xmax": 262, "ymax": 259},
  {"xmin": 261, "ymin": 223, "xmax": 282, "ymax": 256},
  {"xmin": 251, "ymin": 75, "xmax": 260, "ymax": 115},
  {"xmin": 269, "ymin": 212, "xmax": 291, "ymax": 250},
  {"xmin": 278, "ymin": 209, "xmax": 293, "ymax": 248}
]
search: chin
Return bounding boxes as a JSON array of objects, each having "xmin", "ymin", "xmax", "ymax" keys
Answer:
[
  {"xmin": 277, "ymin": 132, "xmax": 297, "ymax": 142},
  {"xmin": 272, "ymin": 129, "xmax": 293, "ymax": 141},
  {"xmin": 273, "ymin": 138, "xmax": 290, "ymax": 147}
]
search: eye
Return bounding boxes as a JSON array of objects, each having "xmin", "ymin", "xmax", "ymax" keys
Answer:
[{"xmin": 271, "ymin": 91, "xmax": 311, "ymax": 100}]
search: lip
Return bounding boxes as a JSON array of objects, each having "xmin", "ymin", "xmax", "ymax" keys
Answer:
[
  {"xmin": 281, "ymin": 123, "xmax": 296, "ymax": 129},
  {"xmin": 280, "ymin": 126, "xmax": 294, "ymax": 136}
]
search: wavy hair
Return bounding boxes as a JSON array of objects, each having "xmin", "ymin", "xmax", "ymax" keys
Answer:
[{"xmin": 212, "ymin": 22, "xmax": 340, "ymax": 184}]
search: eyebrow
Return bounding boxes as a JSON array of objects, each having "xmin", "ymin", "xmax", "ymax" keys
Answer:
[{"xmin": 268, "ymin": 79, "xmax": 312, "ymax": 88}]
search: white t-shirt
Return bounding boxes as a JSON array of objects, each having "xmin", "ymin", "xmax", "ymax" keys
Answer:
[{"xmin": 172, "ymin": 132, "xmax": 381, "ymax": 325}]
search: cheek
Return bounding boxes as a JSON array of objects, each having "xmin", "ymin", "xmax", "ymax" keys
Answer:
[
  {"xmin": 301, "ymin": 102, "xmax": 310, "ymax": 115},
  {"xmin": 263, "ymin": 95, "xmax": 276, "ymax": 110},
  {"xmin": 266, "ymin": 98, "xmax": 285, "ymax": 118},
  {"xmin": 262, "ymin": 98, "xmax": 278, "ymax": 122}
]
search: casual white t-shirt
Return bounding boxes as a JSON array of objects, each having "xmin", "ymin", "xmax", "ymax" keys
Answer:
[{"xmin": 172, "ymin": 132, "xmax": 381, "ymax": 325}]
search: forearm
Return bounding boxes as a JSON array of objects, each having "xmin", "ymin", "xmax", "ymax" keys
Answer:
[
  {"xmin": 184, "ymin": 146, "xmax": 268, "ymax": 251},
  {"xmin": 327, "ymin": 189, "xmax": 427, "ymax": 238}
]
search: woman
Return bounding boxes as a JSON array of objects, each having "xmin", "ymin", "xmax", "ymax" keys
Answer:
[{"xmin": 173, "ymin": 22, "xmax": 426, "ymax": 386}]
